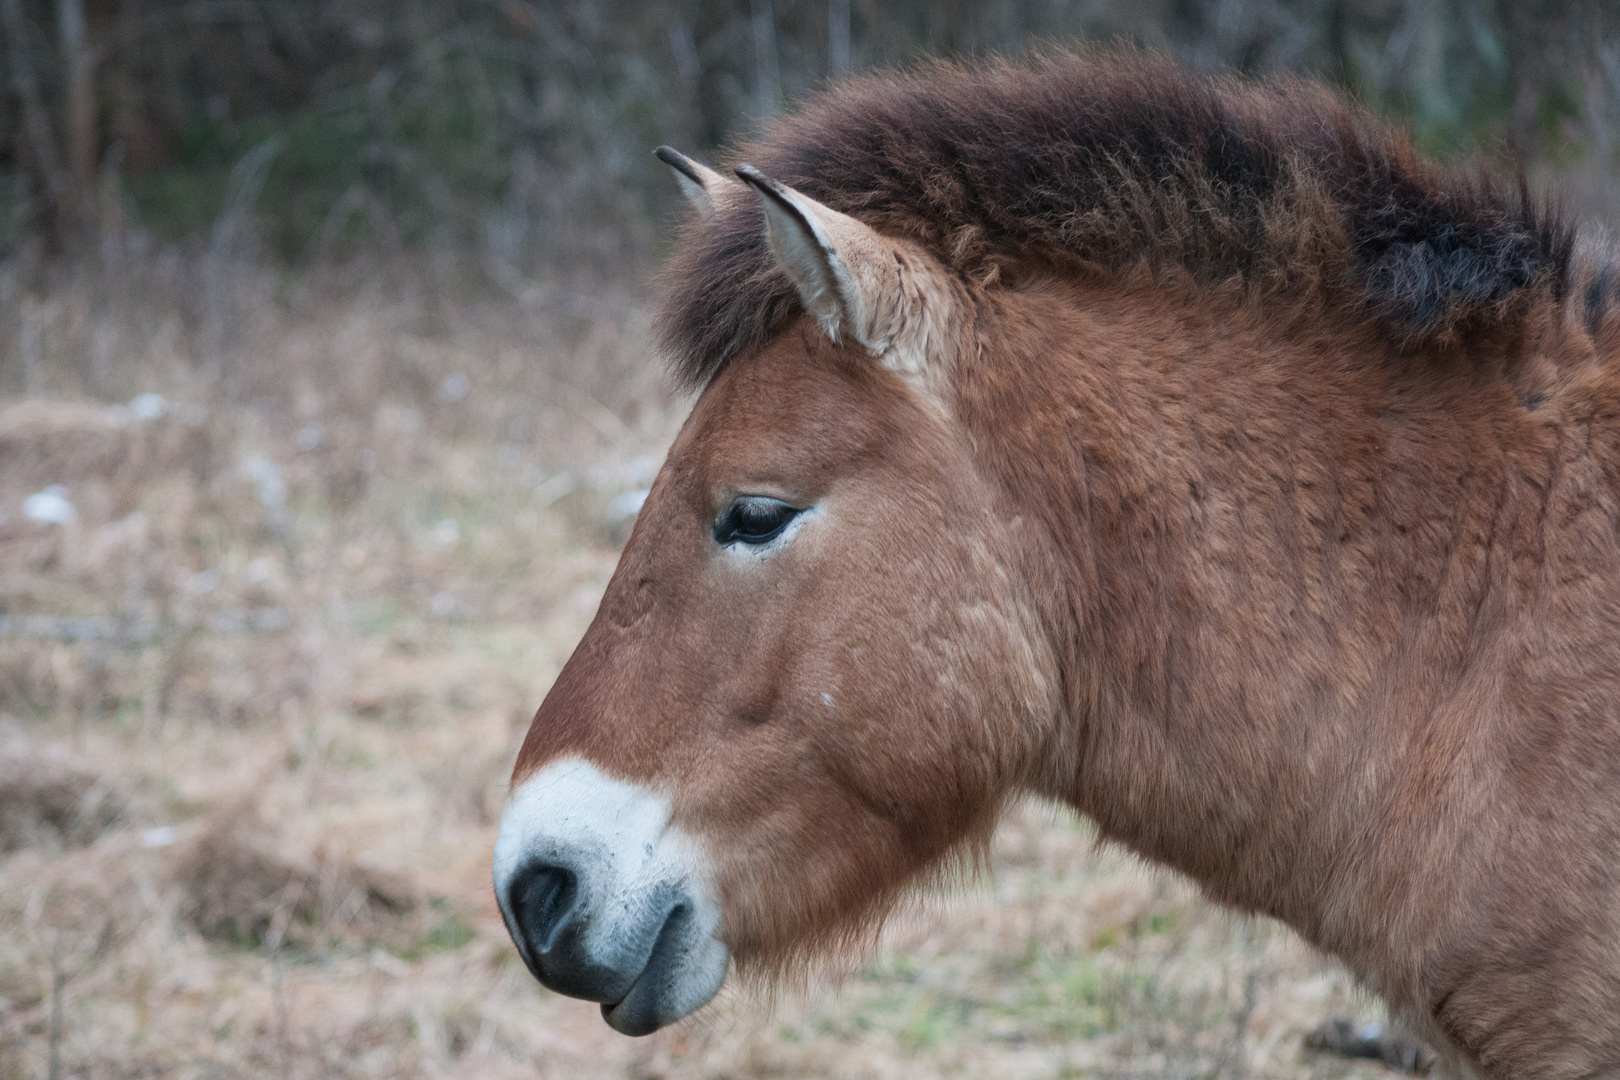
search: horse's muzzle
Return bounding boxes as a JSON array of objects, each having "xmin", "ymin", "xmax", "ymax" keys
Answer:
[{"xmin": 492, "ymin": 758, "xmax": 729, "ymax": 1036}]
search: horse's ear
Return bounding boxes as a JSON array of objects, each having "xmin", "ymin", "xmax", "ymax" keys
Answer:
[
  {"xmin": 734, "ymin": 164, "xmax": 901, "ymax": 354},
  {"xmin": 655, "ymin": 146, "xmax": 729, "ymax": 219}
]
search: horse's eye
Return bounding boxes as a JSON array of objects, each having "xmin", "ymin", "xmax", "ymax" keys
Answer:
[{"xmin": 714, "ymin": 496, "xmax": 802, "ymax": 547}]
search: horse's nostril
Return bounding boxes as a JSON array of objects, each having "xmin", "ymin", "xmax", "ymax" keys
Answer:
[{"xmin": 509, "ymin": 863, "xmax": 578, "ymax": 955}]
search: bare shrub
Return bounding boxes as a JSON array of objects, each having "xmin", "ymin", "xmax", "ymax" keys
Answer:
[
  {"xmin": 174, "ymin": 794, "xmax": 415, "ymax": 948},
  {"xmin": 0, "ymin": 743, "xmax": 123, "ymax": 853}
]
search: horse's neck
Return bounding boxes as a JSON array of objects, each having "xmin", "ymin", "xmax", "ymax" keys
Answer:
[{"xmin": 969, "ymin": 279, "xmax": 1547, "ymax": 922}]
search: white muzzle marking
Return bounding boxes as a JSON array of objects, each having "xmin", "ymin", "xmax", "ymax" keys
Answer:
[{"xmin": 493, "ymin": 758, "xmax": 728, "ymax": 1035}]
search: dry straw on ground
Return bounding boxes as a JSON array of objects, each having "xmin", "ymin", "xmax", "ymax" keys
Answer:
[{"xmin": 0, "ymin": 253, "xmax": 1393, "ymax": 1079}]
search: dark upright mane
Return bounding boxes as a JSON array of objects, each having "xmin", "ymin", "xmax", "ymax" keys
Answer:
[{"xmin": 656, "ymin": 51, "xmax": 1577, "ymax": 388}]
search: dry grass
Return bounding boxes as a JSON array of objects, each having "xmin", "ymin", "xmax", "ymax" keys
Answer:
[{"xmin": 0, "ymin": 256, "xmax": 1396, "ymax": 1079}]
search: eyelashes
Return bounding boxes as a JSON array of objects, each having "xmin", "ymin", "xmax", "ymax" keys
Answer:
[{"xmin": 714, "ymin": 496, "xmax": 803, "ymax": 547}]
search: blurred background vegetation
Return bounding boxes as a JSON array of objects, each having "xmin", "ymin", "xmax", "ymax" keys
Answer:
[{"xmin": 2, "ymin": 0, "xmax": 1619, "ymax": 287}]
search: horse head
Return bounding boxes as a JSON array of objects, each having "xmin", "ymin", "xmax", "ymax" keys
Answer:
[{"xmin": 493, "ymin": 149, "xmax": 1062, "ymax": 1035}]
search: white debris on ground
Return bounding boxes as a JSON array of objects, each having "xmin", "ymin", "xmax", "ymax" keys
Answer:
[
  {"xmin": 295, "ymin": 422, "xmax": 326, "ymax": 450},
  {"xmin": 22, "ymin": 484, "xmax": 75, "ymax": 524},
  {"xmin": 129, "ymin": 392, "xmax": 168, "ymax": 421},
  {"xmin": 239, "ymin": 454, "xmax": 286, "ymax": 510},
  {"xmin": 139, "ymin": 825, "xmax": 178, "ymax": 848}
]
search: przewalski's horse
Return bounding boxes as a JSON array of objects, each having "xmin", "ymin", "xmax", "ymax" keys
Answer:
[{"xmin": 495, "ymin": 52, "xmax": 1620, "ymax": 1077}]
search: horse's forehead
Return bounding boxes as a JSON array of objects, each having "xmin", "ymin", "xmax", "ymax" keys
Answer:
[{"xmin": 673, "ymin": 331, "xmax": 899, "ymax": 480}]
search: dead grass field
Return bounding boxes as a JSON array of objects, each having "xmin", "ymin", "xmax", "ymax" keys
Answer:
[{"xmin": 0, "ymin": 254, "xmax": 1400, "ymax": 1079}]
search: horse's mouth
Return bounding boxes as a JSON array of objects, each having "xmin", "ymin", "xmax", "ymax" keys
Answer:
[{"xmin": 599, "ymin": 901, "xmax": 709, "ymax": 1036}]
